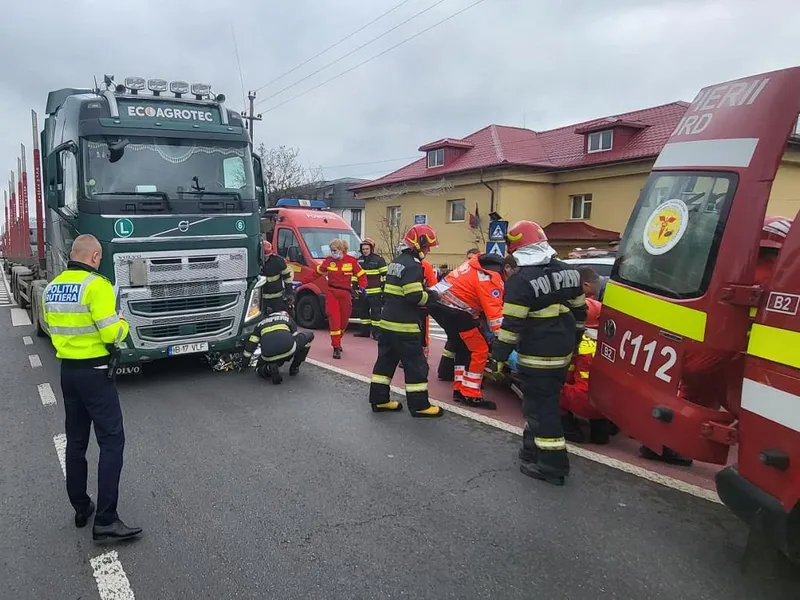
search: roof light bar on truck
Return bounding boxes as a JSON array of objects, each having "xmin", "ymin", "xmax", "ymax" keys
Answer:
[
  {"xmin": 275, "ymin": 198, "xmax": 329, "ymax": 210},
  {"xmin": 124, "ymin": 76, "xmax": 146, "ymax": 94},
  {"xmin": 147, "ymin": 78, "xmax": 168, "ymax": 96},
  {"xmin": 191, "ymin": 83, "xmax": 211, "ymax": 100},
  {"xmin": 169, "ymin": 80, "xmax": 190, "ymax": 98}
]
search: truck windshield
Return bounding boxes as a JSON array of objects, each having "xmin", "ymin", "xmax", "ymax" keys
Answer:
[
  {"xmin": 300, "ymin": 227, "xmax": 361, "ymax": 259},
  {"xmin": 82, "ymin": 136, "xmax": 255, "ymax": 201},
  {"xmin": 614, "ymin": 171, "xmax": 737, "ymax": 299}
]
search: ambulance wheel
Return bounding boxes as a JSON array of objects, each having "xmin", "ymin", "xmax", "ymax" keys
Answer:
[{"xmin": 296, "ymin": 294, "xmax": 325, "ymax": 329}]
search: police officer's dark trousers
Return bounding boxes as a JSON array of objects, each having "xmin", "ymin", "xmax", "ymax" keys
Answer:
[
  {"xmin": 60, "ymin": 365, "xmax": 125, "ymax": 526},
  {"xmin": 517, "ymin": 365, "xmax": 570, "ymax": 475},
  {"xmin": 369, "ymin": 330, "xmax": 430, "ymax": 411}
]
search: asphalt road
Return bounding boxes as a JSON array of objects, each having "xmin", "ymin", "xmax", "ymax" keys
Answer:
[{"xmin": 1, "ymin": 306, "xmax": 798, "ymax": 599}]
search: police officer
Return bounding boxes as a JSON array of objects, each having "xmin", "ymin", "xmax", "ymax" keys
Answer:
[
  {"xmin": 354, "ymin": 237, "xmax": 387, "ymax": 339},
  {"xmin": 42, "ymin": 234, "xmax": 142, "ymax": 542},
  {"xmin": 368, "ymin": 224, "xmax": 443, "ymax": 418},
  {"xmin": 491, "ymin": 221, "xmax": 587, "ymax": 486},
  {"xmin": 261, "ymin": 241, "xmax": 294, "ymax": 313},
  {"xmin": 240, "ymin": 307, "xmax": 314, "ymax": 384}
]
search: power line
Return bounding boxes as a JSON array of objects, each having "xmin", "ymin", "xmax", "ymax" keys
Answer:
[
  {"xmin": 321, "ymin": 156, "xmax": 419, "ymax": 169},
  {"xmin": 253, "ymin": 0, "xmax": 414, "ymax": 94},
  {"xmin": 258, "ymin": 0, "xmax": 489, "ymax": 114},
  {"xmin": 256, "ymin": 0, "xmax": 450, "ymax": 107}
]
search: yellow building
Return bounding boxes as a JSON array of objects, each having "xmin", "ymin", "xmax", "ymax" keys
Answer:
[{"xmin": 352, "ymin": 102, "xmax": 800, "ymax": 267}]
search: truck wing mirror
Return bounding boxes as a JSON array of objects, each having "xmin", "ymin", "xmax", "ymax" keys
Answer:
[{"xmin": 252, "ymin": 154, "xmax": 266, "ymax": 212}]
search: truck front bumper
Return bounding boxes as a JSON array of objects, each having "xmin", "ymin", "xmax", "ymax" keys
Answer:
[{"xmin": 715, "ymin": 465, "xmax": 800, "ymax": 563}]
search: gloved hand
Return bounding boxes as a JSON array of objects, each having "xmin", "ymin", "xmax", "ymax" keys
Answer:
[
  {"xmin": 359, "ymin": 287, "xmax": 367, "ymax": 298},
  {"xmin": 426, "ymin": 288, "xmax": 440, "ymax": 304},
  {"xmin": 488, "ymin": 358, "xmax": 506, "ymax": 377}
]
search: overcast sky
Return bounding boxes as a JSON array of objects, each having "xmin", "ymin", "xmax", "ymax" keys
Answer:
[{"xmin": 0, "ymin": 0, "xmax": 798, "ymax": 202}]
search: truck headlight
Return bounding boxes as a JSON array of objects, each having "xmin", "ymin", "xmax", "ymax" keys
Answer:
[{"xmin": 245, "ymin": 276, "xmax": 266, "ymax": 323}]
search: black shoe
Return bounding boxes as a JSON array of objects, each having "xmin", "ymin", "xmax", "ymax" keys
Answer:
[
  {"xmin": 519, "ymin": 461, "xmax": 566, "ymax": 486},
  {"xmin": 268, "ymin": 364, "xmax": 283, "ymax": 385},
  {"xmin": 92, "ymin": 519, "xmax": 143, "ymax": 543},
  {"xmin": 333, "ymin": 348, "xmax": 342, "ymax": 359},
  {"xmin": 289, "ymin": 364, "xmax": 300, "ymax": 376},
  {"xmin": 589, "ymin": 419, "xmax": 611, "ymax": 445},
  {"xmin": 640, "ymin": 445, "xmax": 694, "ymax": 467},
  {"xmin": 463, "ymin": 397, "xmax": 497, "ymax": 410},
  {"xmin": 452, "ymin": 390, "xmax": 465, "ymax": 403},
  {"xmin": 75, "ymin": 500, "xmax": 95, "ymax": 528},
  {"xmin": 561, "ymin": 414, "xmax": 586, "ymax": 444}
]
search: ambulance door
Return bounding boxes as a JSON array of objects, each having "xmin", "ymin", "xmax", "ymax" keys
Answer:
[{"xmin": 591, "ymin": 67, "xmax": 800, "ymax": 463}]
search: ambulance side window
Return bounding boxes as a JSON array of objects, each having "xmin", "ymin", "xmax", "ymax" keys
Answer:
[
  {"xmin": 277, "ymin": 228, "xmax": 300, "ymax": 260},
  {"xmin": 615, "ymin": 171, "xmax": 736, "ymax": 299}
]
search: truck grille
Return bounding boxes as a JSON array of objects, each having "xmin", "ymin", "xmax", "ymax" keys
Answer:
[
  {"xmin": 128, "ymin": 293, "xmax": 239, "ymax": 316},
  {"xmin": 137, "ymin": 318, "xmax": 235, "ymax": 342}
]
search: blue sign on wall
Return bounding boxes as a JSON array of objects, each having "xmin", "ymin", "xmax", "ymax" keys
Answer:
[
  {"xmin": 488, "ymin": 220, "xmax": 508, "ymax": 242},
  {"xmin": 414, "ymin": 214, "xmax": 428, "ymax": 225},
  {"xmin": 486, "ymin": 241, "xmax": 506, "ymax": 256}
]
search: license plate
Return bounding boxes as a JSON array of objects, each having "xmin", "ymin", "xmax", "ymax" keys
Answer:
[{"xmin": 168, "ymin": 342, "xmax": 209, "ymax": 356}]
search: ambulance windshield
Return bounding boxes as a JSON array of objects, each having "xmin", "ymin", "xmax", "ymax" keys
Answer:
[
  {"xmin": 82, "ymin": 136, "xmax": 255, "ymax": 204},
  {"xmin": 300, "ymin": 228, "xmax": 361, "ymax": 259},
  {"xmin": 614, "ymin": 171, "xmax": 737, "ymax": 299}
]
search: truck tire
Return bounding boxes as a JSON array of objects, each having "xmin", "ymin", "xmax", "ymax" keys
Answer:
[
  {"xmin": 31, "ymin": 280, "xmax": 48, "ymax": 338},
  {"xmin": 295, "ymin": 293, "xmax": 326, "ymax": 329}
]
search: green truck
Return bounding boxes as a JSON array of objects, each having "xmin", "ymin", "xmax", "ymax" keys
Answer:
[{"xmin": 6, "ymin": 76, "xmax": 267, "ymax": 374}]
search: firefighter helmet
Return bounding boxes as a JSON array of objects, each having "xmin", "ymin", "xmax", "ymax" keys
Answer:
[
  {"xmin": 361, "ymin": 237, "xmax": 376, "ymax": 250},
  {"xmin": 506, "ymin": 220, "xmax": 547, "ymax": 253},
  {"xmin": 404, "ymin": 224, "xmax": 438, "ymax": 253},
  {"xmin": 761, "ymin": 216, "xmax": 792, "ymax": 249},
  {"xmin": 263, "ymin": 240, "xmax": 273, "ymax": 254},
  {"xmin": 585, "ymin": 297, "xmax": 601, "ymax": 329}
]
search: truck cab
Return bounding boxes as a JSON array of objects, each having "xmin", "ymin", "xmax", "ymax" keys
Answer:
[
  {"xmin": 590, "ymin": 67, "xmax": 800, "ymax": 561},
  {"xmin": 261, "ymin": 198, "xmax": 363, "ymax": 329}
]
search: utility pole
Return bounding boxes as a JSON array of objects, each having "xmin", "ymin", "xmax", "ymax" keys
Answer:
[{"xmin": 241, "ymin": 90, "xmax": 262, "ymax": 146}]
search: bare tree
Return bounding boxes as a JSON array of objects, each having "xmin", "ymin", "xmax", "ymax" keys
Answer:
[
  {"xmin": 375, "ymin": 214, "xmax": 407, "ymax": 258},
  {"xmin": 256, "ymin": 144, "xmax": 324, "ymax": 205}
]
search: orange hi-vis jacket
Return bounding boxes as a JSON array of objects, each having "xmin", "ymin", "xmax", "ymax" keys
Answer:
[
  {"xmin": 432, "ymin": 254, "xmax": 504, "ymax": 331},
  {"xmin": 422, "ymin": 259, "xmax": 437, "ymax": 288},
  {"xmin": 559, "ymin": 335, "xmax": 605, "ymax": 420},
  {"xmin": 317, "ymin": 255, "xmax": 366, "ymax": 290}
]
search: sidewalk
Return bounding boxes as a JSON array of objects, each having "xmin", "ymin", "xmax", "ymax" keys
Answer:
[{"xmin": 305, "ymin": 327, "xmax": 732, "ymax": 501}]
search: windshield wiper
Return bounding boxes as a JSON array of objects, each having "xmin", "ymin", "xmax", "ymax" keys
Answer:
[
  {"xmin": 178, "ymin": 190, "xmax": 243, "ymax": 209},
  {"xmin": 92, "ymin": 191, "xmax": 172, "ymax": 211}
]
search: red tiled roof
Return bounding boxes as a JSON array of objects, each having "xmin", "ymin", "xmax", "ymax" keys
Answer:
[
  {"xmin": 351, "ymin": 101, "xmax": 690, "ymax": 191},
  {"xmin": 543, "ymin": 221, "xmax": 620, "ymax": 242},
  {"xmin": 418, "ymin": 138, "xmax": 474, "ymax": 151}
]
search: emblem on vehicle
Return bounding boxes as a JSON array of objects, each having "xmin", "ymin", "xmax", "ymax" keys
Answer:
[
  {"xmin": 604, "ymin": 318, "xmax": 617, "ymax": 339},
  {"xmin": 235, "ymin": 219, "xmax": 245, "ymax": 232},
  {"xmin": 178, "ymin": 220, "xmax": 190, "ymax": 232}
]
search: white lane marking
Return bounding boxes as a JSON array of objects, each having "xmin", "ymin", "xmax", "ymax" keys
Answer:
[
  {"xmin": 90, "ymin": 551, "xmax": 136, "ymax": 600},
  {"xmin": 10, "ymin": 307, "xmax": 31, "ymax": 326},
  {"xmin": 53, "ymin": 433, "xmax": 67, "ymax": 478},
  {"xmin": 306, "ymin": 358, "xmax": 723, "ymax": 505},
  {"xmin": 28, "ymin": 354, "xmax": 42, "ymax": 368},
  {"xmin": 0, "ymin": 267, "xmax": 16, "ymax": 306},
  {"xmin": 38, "ymin": 382, "xmax": 56, "ymax": 407},
  {"xmin": 23, "ymin": 335, "xmax": 33, "ymax": 345}
]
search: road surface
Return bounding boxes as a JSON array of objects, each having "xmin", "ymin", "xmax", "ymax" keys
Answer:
[{"xmin": 1, "ymin": 303, "xmax": 798, "ymax": 599}]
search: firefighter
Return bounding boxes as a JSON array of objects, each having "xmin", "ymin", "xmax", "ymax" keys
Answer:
[
  {"xmin": 559, "ymin": 297, "xmax": 614, "ymax": 445},
  {"xmin": 261, "ymin": 241, "xmax": 294, "ymax": 313},
  {"xmin": 490, "ymin": 220, "xmax": 587, "ymax": 486},
  {"xmin": 645, "ymin": 215, "xmax": 795, "ymax": 466},
  {"xmin": 42, "ymin": 234, "xmax": 142, "ymax": 542},
  {"xmin": 240, "ymin": 308, "xmax": 314, "ymax": 384},
  {"xmin": 368, "ymin": 224, "xmax": 443, "ymax": 418},
  {"xmin": 429, "ymin": 253, "xmax": 504, "ymax": 409},
  {"xmin": 354, "ymin": 238, "xmax": 387, "ymax": 340},
  {"xmin": 317, "ymin": 238, "xmax": 367, "ymax": 359}
]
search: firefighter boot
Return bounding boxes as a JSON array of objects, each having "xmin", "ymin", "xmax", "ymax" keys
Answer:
[
  {"xmin": 463, "ymin": 396, "xmax": 497, "ymax": 410},
  {"xmin": 333, "ymin": 347, "xmax": 342, "ymax": 359},
  {"xmin": 453, "ymin": 390, "xmax": 465, "ymax": 403},
  {"xmin": 561, "ymin": 413, "xmax": 586, "ymax": 444},
  {"xmin": 372, "ymin": 400, "xmax": 404, "ymax": 413},
  {"xmin": 268, "ymin": 363, "xmax": 283, "ymax": 385},
  {"xmin": 519, "ymin": 460, "xmax": 566, "ymax": 486},
  {"xmin": 410, "ymin": 405, "xmax": 444, "ymax": 418},
  {"xmin": 518, "ymin": 426, "xmax": 539, "ymax": 463},
  {"xmin": 589, "ymin": 419, "xmax": 611, "ymax": 445}
]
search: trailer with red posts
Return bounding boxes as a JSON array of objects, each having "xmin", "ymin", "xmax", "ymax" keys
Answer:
[{"xmin": 590, "ymin": 67, "xmax": 800, "ymax": 562}]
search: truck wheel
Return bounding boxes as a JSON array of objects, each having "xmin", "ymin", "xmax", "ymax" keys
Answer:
[
  {"xmin": 295, "ymin": 294, "xmax": 326, "ymax": 329},
  {"xmin": 31, "ymin": 280, "xmax": 48, "ymax": 337}
]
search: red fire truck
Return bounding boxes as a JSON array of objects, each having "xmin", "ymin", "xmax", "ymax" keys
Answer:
[{"xmin": 590, "ymin": 67, "xmax": 800, "ymax": 562}]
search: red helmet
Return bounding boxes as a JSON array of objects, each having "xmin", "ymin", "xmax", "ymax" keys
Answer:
[
  {"xmin": 585, "ymin": 297, "xmax": 601, "ymax": 329},
  {"xmin": 404, "ymin": 224, "xmax": 438, "ymax": 254},
  {"xmin": 263, "ymin": 240, "xmax": 273, "ymax": 254},
  {"xmin": 506, "ymin": 220, "xmax": 547, "ymax": 253},
  {"xmin": 761, "ymin": 216, "xmax": 792, "ymax": 249}
]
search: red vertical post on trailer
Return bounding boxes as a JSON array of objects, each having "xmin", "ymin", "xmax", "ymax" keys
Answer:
[
  {"xmin": 9, "ymin": 176, "xmax": 17, "ymax": 258},
  {"xmin": 17, "ymin": 158, "xmax": 24, "ymax": 257},
  {"xmin": 31, "ymin": 111, "xmax": 45, "ymax": 263},
  {"xmin": 20, "ymin": 144, "xmax": 30, "ymax": 258},
  {"xmin": 3, "ymin": 191, "xmax": 8, "ymax": 256}
]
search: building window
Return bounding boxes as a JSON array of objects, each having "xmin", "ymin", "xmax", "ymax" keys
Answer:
[
  {"xmin": 427, "ymin": 148, "xmax": 444, "ymax": 168},
  {"xmin": 448, "ymin": 199, "xmax": 466, "ymax": 222},
  {"xmin": 587, "ymin": 130, "xmax": 613, "ymax": 153},
  {"xmin": 387, "ymin": 206, "xmax": 402, "ymax": 227},
  {"xmin": 570, "ymin": 194, "xmax": 593, "ymax": 220},
  {"xmin": 350, "ymin": 209, "xmax": 362, "ymax": 236}
]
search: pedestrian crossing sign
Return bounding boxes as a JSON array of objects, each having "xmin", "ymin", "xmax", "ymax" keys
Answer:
[
  {"xmin": 486, "ymin": 242, "xmax": 506, "ymax": 256},
  {"xmin": 488, "ymin": 220, "xmax": 508, "ymax": 242}
]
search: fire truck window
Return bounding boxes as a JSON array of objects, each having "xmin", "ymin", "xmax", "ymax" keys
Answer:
[
  {"xmin": 277, "ymin": 228, "xmax": 300, "ymax": 258},
  {"xmin": 615, "ymin": 172, "xmax": 736, "ymax": 299}
]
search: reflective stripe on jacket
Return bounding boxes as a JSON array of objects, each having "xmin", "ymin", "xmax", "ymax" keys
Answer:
[
  {"xmin": 356, "ymin": 253, "xmax": 388, "ymax": 292},
  {"xmin": 317, "ymin": 255, "xmax": 367, "ymax": 290},
  {"xmin": 43, "ymin": 263, "xmax": 129, "ymax": 360}
]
